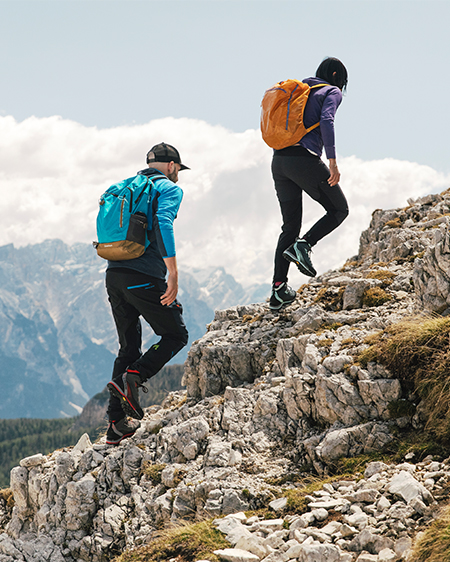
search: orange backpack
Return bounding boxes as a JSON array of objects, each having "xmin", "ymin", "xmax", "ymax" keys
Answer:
[{"xmin": 260, "ymin": 80, "xmax": 327, "ymax": 150}]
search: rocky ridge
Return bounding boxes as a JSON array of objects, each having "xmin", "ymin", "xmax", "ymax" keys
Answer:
[{"xmin": 1, "ymin": 188, "xmax": 450, "ymax": 562}]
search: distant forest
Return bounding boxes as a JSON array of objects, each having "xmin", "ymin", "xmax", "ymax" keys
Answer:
[
  {"xmin": 0, "ymin": 419, "xmax": 86, "ymax": 488},
  {"xmin": 0, "ymin": 364, "xmax": 184, "ymax": 489}
]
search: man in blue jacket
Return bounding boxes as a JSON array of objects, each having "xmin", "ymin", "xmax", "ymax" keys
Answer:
[{"xmin": 106, "ymin": 143, "xmax": 189, "ymax": 445}]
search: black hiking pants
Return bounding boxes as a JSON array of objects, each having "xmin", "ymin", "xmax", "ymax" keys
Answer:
[
  {"xmin": 105, "ymin": 268, "xmax": 188, "ymax": 421},
  {"xmin": 272, "ymin": 146, "xmax": 349, "ymax": 284}
]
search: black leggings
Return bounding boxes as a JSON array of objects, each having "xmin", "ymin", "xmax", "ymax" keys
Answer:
[
  {"xmin": 105, "ymin": 268, "xmax": 188, "ymax": 420},
  {"xmin": 272, "ymin": 147, "xmax": 349, "ymax": 284}
]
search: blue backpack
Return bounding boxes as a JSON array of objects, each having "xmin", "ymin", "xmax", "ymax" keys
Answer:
[{"xmin": 94, "ymin": 174, "xmax": 164, "ymax": 261}]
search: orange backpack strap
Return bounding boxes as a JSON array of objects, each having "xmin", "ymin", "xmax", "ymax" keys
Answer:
[{"xmin": 304, "ymin": 83, "xmax": 329, "ymax": 133}]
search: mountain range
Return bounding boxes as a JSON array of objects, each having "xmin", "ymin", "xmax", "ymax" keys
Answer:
[{"xmin": 0, "ymin": 240, "xmax": 269, "ymax": 419}]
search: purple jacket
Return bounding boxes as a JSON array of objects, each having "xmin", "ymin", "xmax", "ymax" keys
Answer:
[{"xmin": 299, "ymin": 77, "xmax": 342, "ymax": 159}]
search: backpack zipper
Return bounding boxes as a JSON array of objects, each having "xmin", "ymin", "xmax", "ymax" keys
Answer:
[
  {"xmin": 119, "ymin": 186, "xmax": 134, "ymax": 228},
  {"xmin": 120, "ymin": 198, "xmax": 126, "ymax": 228}
]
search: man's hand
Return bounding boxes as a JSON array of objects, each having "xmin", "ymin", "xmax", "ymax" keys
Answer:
[
  {"xmin": 161, "ymin": 256, "xmax": 178, "ymax": 306},
  {"xmin": 328, "ymin": 158, "xmax": 341, "ymax": 187}
]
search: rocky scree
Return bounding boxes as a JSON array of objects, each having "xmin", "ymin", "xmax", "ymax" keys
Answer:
[{"xmin": 1, "ymin": 189, "xmax": 450, "ymax": 561}]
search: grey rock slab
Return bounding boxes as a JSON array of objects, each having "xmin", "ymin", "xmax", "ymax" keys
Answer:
[
  {"xmin": 307, "ymin": 498, "xmax": 345, "ymax": 510},
  {"xmin": 394, "ymin": 536, "xmax": 412, "ymax": 557},
  {"xmin": 19, "ymin": 454, "xmax": 46, "ymax": 469},
  {"xmin": 213, "ymin": 548, "xmax": 260, "ymax": 562},
  {"xmin": 295, "ymin": 542, "xmax": 341, "ymax": 562},
  {"xmin": 378, "ymin": 548, "xmax": 397, "ymax": 562},
  {"xmin": 163, "ymin": 416, "xmax": 210, "ymax": 460},
  {"xmin": 340, "ymin": 523, "xmax": 358, "ymax": 538},
  {"xmin": 222, "ymin": 491, "xmax": 249, "ymax": 515},
  {"xmin": 269, "ymin": 497, "xmax": 288, "ymax": 512},
  {"xmin": 255, "ymin": 519, "xmax": 285, "ymax": 533},
  {"xmin": 320, "ymin": 521, "xmax": 342, "ymax": 535},
  {"xmin": 387, "ymin": 470, "xmax": 433, "ymax": 504},
  {"xmin": 263, "ymin": 532, "xmax": 286, "ymax": 550},
  {"xmin": 349, "ymin": 528, "xmax": 395, "ymax": 555},
  {"xmin": 122, "ymin": 446, "xmax": 144, "ymax": 484},
  {"xmin": 215, "ymin": 517, "xmax": 247, "ymax": 535},
  {"xmin": 225, "ymin": 526, "xmax": 254, "ymax": 547},
  {"xmin": 235, "ymin": 535, "xmax": 269, "ymax": 559},
  {"xmin": 226, "ymin": 512, "xmax": 248, "ymax": 523},
  {"xmin": 409, "ymin": 496, "xmax": 428, "ymax": 515},
  {"xmin": 205, "ymin": 440, "xmax": 236, "ymax": 467},
  {"xmin": 352, "ymin": 489, "xmax": 380, "ymax": 503},
  {"xmin": 345, "ymin": 512, "xmax": 368, "ymax": 530},
  {"xmin": 289, "ymin": 516, "xmax": 308, "ymax": 531},
  {"xmin": 9, "ymin": 467, "xmax": 28, "ymax": 511},
  {"xmin": 376, "ymin": 496, "xmax": 391, "ymax": 512},
  {"xmin": 311, "ymin": 508, "xmax": 328, "ymax": 522},
  {"xmin": 285, "ymin": 542, "xmax": 304, "ymax": 559},
  {"xmin": 72, "ymin": 433, "xmax": 93, "ymax": 455},
  {"xmin": 355, "ymin": 554, "xmax": 378, "ymax": 562}
]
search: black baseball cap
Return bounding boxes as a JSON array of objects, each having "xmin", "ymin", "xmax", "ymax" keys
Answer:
[{"xmin": 146, "ymin": 142, "xmax": 190, "ymax": 170}]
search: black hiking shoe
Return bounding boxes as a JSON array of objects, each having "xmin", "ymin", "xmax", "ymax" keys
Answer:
[
  {"xmin": 107, "ymin": 369, "xmax": 147, "ymax": 420},
  {"xmin": 106, "ymin": 417, "xmax": 141, "ymax": 445},
  {"xmin": 283, "ymin": 239, "xmax": 317, "ymax": 277},
  {"xmin": 269, "ymin": 282, "xmax": 297, "ymax": 311}
]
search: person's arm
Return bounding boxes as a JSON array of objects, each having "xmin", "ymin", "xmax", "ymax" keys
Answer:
[
  {"xmin": 152, "ymin": 181, "xmax": 183, "ymax": 305},
  {"xmin": 161, "ymin": 255, "xmax": 178, "ymax": 306},
  {"xmin": 320, "ymin": 88, "xmax": 342, "ymax": 186}
]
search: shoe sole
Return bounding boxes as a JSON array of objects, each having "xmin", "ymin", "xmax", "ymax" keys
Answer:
[
  {"xmin": 106, "ymin": 431, "xmax": 136, "ymax": 446},
  {"xmin": 283, "ymin": 249, "xmax": 316, "ymax": 277},
  {"xmin": 269, "ymin": 296, "xmax": 296, "ymax": 311},
  {"xmin": 107, "ymin": 381, "xmax": 144, "ymax": 420}
]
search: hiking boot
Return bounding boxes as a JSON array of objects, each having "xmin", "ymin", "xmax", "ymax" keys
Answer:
[
  {"xmin": 107, "ymin": 369, "xmax": 147, "ymax": 420},
  {"xmin": 106, "ymin": 417, "xmax": 141, "ymax": 445},
  {"xmin": 269, "ymin": 282, "xmax": 296, "ymax": 311},
  {"xmin": 283, "ymin": 239, "xmax": 317, "ymax": 277}
]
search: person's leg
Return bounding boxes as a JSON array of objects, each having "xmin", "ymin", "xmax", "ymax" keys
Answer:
[
  {"xmin": 281, "ymin": 156, "xmax": 349, "ymax": 246},
  {"xmin": 272, "ymin": 155, "xmax": 303, "ymax": 284},
  {"xmin": 107, "ymin": 273, "xmax": 188, "ymax": 419},
  {"xmin": 301, "ymin": 179, "xmax": 349, "ymax": 247},
  {"xmin": 126, "ymin": 277, "xmax": 188, "ymax": 379},
  {"xmin": 280, "ymin": 156, "xmax": 349, "ymax": 276},
  {"xmin": 105, "ymin": 269, "xmax": 143, "ymax": 422},
  {"xmin": 273, "ymin": 197, "xmax": 303, "ymax": 284}
]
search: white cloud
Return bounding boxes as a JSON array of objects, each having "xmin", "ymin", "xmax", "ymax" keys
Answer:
[{"xmin": 1, "ymin": 115, "xmax": 449, "ymax": 289}]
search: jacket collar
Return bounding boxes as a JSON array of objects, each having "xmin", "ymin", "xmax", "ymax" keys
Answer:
[{"xmin": 137, "ymin": 168, "xmax": 168, "ymax": 178}]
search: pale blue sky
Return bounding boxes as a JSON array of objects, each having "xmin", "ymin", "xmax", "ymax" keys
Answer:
[{"xmin": 1, "ymin": 0, "xmax": 449, "ymax": 172}]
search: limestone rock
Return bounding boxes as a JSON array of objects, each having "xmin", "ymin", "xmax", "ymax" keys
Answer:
[
  {"xmin": 387, "ymin": 471, "xmax": 433, "ymax": 504},
  {"xmin": 213, "ymin": 548, "xmax": 260, "ymax": 562},
  {"xmin": 2, "ymin": 189, "xmax": 450, "ymax": 562}
]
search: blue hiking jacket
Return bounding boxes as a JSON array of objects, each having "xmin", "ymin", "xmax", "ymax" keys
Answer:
[{"xmin": 106, "ymin": 168, "xmax": 183, "ymax": 279}]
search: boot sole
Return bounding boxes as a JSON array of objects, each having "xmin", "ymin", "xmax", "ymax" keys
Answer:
[
  {"xmin": 107, "ymin": 381, "xmax": 144, "ymax": 420},
  {"xmin": 106, "ymin": 431, "xmax": 136, "ymax": 446},
  {"xmin": 269, "ymin": 296, "xmax": 296, "ymax": 311},
  {"xmin": 283, "ymin": 250, "xmax": 316, "ymax": 277}
]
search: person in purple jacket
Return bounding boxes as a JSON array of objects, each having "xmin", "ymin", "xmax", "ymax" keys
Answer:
[{"xmin": 269, "ymin": 57, "xmax": 349, "ymax": 311}]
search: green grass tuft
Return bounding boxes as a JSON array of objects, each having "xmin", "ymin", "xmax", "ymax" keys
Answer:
[
  {"xmin": 362, "ymin": 286, "xmax": 392, "ymax": 307},
  {"xmin": 141, "ymin": 462, "xmax": 166, "ymax": 485},
  {"xmin": 412, "ymin": 505, "xmax": 450, "ymax": 562},
  {"xmin": 358, "ymin": 315, "xmax": 450, "ymax": 440},
  {"xmin": 113, "ymin": 520, "xmax": 229, "ymax": 562}
]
